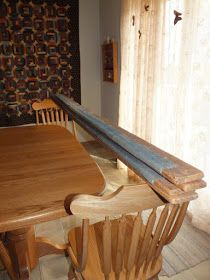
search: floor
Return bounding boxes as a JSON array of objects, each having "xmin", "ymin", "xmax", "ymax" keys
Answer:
[
  {"xmin": 1, "ymin": 141, "xmax": 210, "ymax": 280},
  {"xmin": 160, "ymin": 260, "xmax": 210, "ymax": 280}
]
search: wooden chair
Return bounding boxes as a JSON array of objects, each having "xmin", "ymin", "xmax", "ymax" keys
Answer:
[
  {"xmin": 32, "ymin": 99, "xmax": 77, "ymax": 137},
  {"xmin": 67, "ymin": 183, "xmax": 188, "ymax": 280},
  {"xmin": 0, "ymin": 238, "xmax": 16, "ymax": 280}
]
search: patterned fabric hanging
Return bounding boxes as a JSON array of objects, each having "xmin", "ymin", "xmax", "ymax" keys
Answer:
[{"xmin": 0, "ymin": 0, "xmax": 80, "ymax": 126}]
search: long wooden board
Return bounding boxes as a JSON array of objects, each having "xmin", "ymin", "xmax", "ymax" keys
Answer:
[{"xmin": 52, "ymin": 94, "xmax": 205, "ymax": 203}]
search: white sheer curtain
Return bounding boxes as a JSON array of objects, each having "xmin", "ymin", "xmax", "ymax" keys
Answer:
[{"xmin": 119, "ymin": 0, "xmax": 210, "ymax": 233}]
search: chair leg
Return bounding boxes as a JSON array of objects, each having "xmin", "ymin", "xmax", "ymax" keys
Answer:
[
  {"xmin": 68, "ymin": 267, "xmax": 83, "ymax": 280},
  {"xmin": 68, "ymin": 267, "xmax": 75, "ymax": 280},
  {"xmin": 0, "ymin": 240, "xmax": 17, "ymax": 280}
]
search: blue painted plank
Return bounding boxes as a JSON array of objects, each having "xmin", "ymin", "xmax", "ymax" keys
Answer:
[
  {"xmin": 53, "ymin": 94, "xmax": 176, "ymax": 175},
  {"xmin": 71, "ymin": 113, "xmax": 164, "ymax": 184}
]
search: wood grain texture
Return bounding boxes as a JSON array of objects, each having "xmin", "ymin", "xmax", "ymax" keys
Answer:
[
  {"xmin": 0, "ymin": 126, "xmax": 105, "ymax": 232},
  {"xmin": 34, "ymin": 153, "xmax": 210, "ymax": 279},
  {"xmin": 107, "ymin": 122, "xmax": 204, "ymax": 186},
  {"xmin": 7, "ymin": 227, "xmax": 37, "ymax": 280},
  {"xmin": 70, "ymin": 184, "xmax": 165, "ymax": 218},
  {"xmin": 52, "ymin": 94, "xmax": 204, "ymax": 187},
  {"xmin": 52, "ymin": 94, "xmax": 205, "ymax": 203},
  {"xmin": 32, "ymin": 99, "xmax": 59, "ymax": 111},
  {"xmin": 68, "ymin": 215, "xmax": 163, "ymax": 280},
  {"xmin": 67, "ymin": 185, "xmax": 188, "ymax": 280},
  {"xmin": 72, "ymin": 116, "xmax": 198, "ymax": 204},
  {"xmin": 151, "ymin": 180, "xmax": 198, "ymax": 204},
  {"xmin": 177, "ymin": 179, "xmax": 206, "ymax": 192}
]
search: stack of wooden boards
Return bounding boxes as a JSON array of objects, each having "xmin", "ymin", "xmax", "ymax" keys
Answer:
[{"xmin": 52, "ymin": 94, "xmax": 206, "ymax": 204}]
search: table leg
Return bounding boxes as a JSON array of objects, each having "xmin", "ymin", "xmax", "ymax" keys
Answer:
[{"xmin": 6, "ymin": 227, "xmax": 38, "ymax": 280}]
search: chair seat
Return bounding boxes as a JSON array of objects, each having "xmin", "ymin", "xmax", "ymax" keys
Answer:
[{"xmin": 69, "ymin": 215, "xmax": 162, "ymax": 280}]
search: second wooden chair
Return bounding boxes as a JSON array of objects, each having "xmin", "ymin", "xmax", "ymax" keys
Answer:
[{"xmin": 32, "ymin": 99, "xmax": 77, "ymax": 137}]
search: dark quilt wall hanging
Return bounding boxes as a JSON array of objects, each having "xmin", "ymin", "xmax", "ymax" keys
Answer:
[{"xmin": 0, "ymin": 0, "xmax": 80, "ymax": 126}]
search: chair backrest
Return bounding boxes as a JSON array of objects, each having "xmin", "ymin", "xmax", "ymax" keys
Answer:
[
  {"xmin": 68, "ymin": 184, "xmax": 188, "ymax": 279},
  {"xmin": 32, "ymin": 99, "xmax": 77, "ymax": 136}
]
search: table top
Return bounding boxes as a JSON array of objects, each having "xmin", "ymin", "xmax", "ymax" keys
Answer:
[{"xmin": 0, "ymin": 125, "xmax": 105, "ymax": 232}]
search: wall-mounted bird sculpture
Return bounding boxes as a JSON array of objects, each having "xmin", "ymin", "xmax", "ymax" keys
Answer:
[{"xmin": 174, "ymin": 10, "xmax": 182, "ymax": 25}]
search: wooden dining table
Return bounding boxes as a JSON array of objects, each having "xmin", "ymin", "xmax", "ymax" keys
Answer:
[{"xmin": 0, "ymin": 125, "xmax": 105, "ymax": 279}]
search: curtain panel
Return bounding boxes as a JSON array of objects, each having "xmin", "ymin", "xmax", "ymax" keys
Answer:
[{"xmin": 119, "ymin": 0, "xmax": 210, "ymax": 233}]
